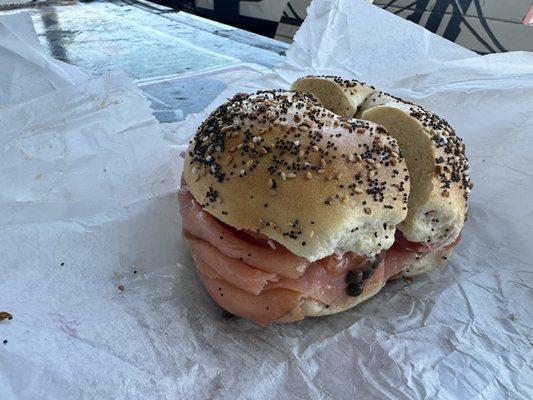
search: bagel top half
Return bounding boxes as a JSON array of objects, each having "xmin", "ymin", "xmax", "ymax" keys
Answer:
[{"xmin": 183, "ymin": 90, "xmax": 410, "ymax": 262}]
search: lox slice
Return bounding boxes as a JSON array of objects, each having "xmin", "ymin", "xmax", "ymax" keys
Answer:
[
  {"xmin": 179, "ymin": 188, "xmax": 308, "ymax": 279},
  {"xmin": 195, "ymin": 259, "xmax": 304, "ymax": 325},
  {"xmin": 185, "ymin": 234, "xmax": 278, "ymax": 295},
  {"xmin": 266, "ymin": 253, "xmax": 366, "ymax": 306}
]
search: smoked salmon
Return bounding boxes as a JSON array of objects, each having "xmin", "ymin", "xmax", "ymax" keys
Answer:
[
  {"xmin": 195, "ymin": 259, "xmax": 304, "ymax": 325},
  {"xmin": 185, "ymin": 234, "xmax": 278, "ymax": 295},
  {"xmin": 179, "ymin": 188, "xmax": 308, "ymax": 279},
  {"xmin": 180, "ymin": 183, "xmax": 460, "ymax": 324}
]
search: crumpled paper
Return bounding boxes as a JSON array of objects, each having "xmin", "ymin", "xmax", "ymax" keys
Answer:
[
  {"xmin": 0, "ymin": 13, "xmax": 89, "ymax": 107},
  {"xmin": 1, "ymin": 2, "xmax": 532, "ymax": 399}
]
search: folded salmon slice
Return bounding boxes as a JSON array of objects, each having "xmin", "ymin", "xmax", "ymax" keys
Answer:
[
  {"xmin": 195, "ymin": 259, "xmax": 304, "ymax": 325},
  {"xmin": 179, "ymin": 188, "xmax": 308, "ymax": 279},
  {"xmin": 266, "ymin": 252, "xmax": 367, "ymax": 305},
  {"xmin": 383, "ymin": 243, "xmax": 420, "ymax": 278},
  {"xmin": 185, "ymin": 234, "xmax": 278, "ymax": 295}
]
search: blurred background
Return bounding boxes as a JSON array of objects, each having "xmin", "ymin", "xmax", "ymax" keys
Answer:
[
  {"xmin": 1, "ymin": 0, "xmax": 532, "ymax": 123},
  {"xmin": 156, "ymin": 0, "xmax": 533, "ymax": 54}
]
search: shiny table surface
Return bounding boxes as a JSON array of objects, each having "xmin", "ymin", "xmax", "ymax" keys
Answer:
[{"xmin": 1, "ymin": 0, "xmax": 287, "ymax": 122}]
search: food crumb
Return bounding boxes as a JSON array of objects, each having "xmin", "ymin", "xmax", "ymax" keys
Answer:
[
  {"xmin": 118, "ymin": 285, "xmax": 125, "ymax": 291},
  {"xmin": 403, "ymin": 276, "xmax": 413, "ymax": 283},
  {"xmin": 2, "ymin": 340, "xmax": 7, "ymax": 344},
  {"xmin": 60, "ymin": 262, "xmax": 65, "ymax": 266},
  {"xmin": 0, "ymin": 312, "xmax": 13, "ymax": 321}
]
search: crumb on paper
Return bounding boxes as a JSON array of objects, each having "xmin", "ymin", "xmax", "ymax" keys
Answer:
[
  {"xmin": 114, "ymin": 272, "xmax": 121, "ymax": 280},
  {"xmin": 0, "ymin": 311, "xmax": 13, "ymax": 321},
  {"xmin": 118, "ymin": 285, "xmax": 125, "ymax": 291},
  {"xmin": 402, "ymin": 276, "xmax": 413, "ymax": 284}
]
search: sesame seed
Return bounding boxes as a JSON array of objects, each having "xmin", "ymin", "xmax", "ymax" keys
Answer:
[
  {"xmin": 268, "ymin": 178, "xmax": 274, "ymax": 188},
  {"xmin": 225, "ymin": 155, "xmax": 233, "ymax": 165},
  {"xmin": 306, "ymin": 171, "xmax": 312, "ymax": 179},
  {"xmin": 312, "ymin": 145, "xmax": 319, "ymax": 152},
  {"xmin": 220, "ymin": 124, "xmax": 233, "ymax": 133},
  {"xmin": 287, "ymin": 173, "xmax": 297, "ymax": 179},
  {"xmin": 364, "ymin": 207, "xmax": 372, "ymax": 215},
  {"xmin": 309, "ymin": 230, "xmax": 314, "ymax": 238},
  {"xmin": 248, "ymin": 142, "xmax": 255, "ymax": 150},
  {"xmin": 356, "ymin": 128, "xmax": 365, "ymax": 134},
  {"xmin": 281, "ymin": 172, "xmax": 287, "ymax": 180}
]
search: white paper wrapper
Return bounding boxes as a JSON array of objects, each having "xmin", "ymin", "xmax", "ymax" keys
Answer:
[
  {"xmin": 1, "ymin": 2, "xmax": 533, "ymax": 399},
  {"xmin": 0, "ymin": 13, "xmax": 89, "ymax": 107}
]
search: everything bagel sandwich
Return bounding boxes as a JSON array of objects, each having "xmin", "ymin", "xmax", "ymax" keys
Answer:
[{"xmin": 179, "ymin": 82, "xmax": 471, "ymax": 324}]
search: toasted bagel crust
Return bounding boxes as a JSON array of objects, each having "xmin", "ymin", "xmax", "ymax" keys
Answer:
[
  {"xmin": 291, "ymin": 76, "xmax": 472, "ymax": 247},
  {"xmin": 183, "ymin": 90, "xmax": 410, "ymax": 261}
]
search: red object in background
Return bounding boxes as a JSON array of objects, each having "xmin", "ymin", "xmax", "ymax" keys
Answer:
[{"xmin": 524, "ymin": 2, "xmax": 533, "ymax": 24}]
